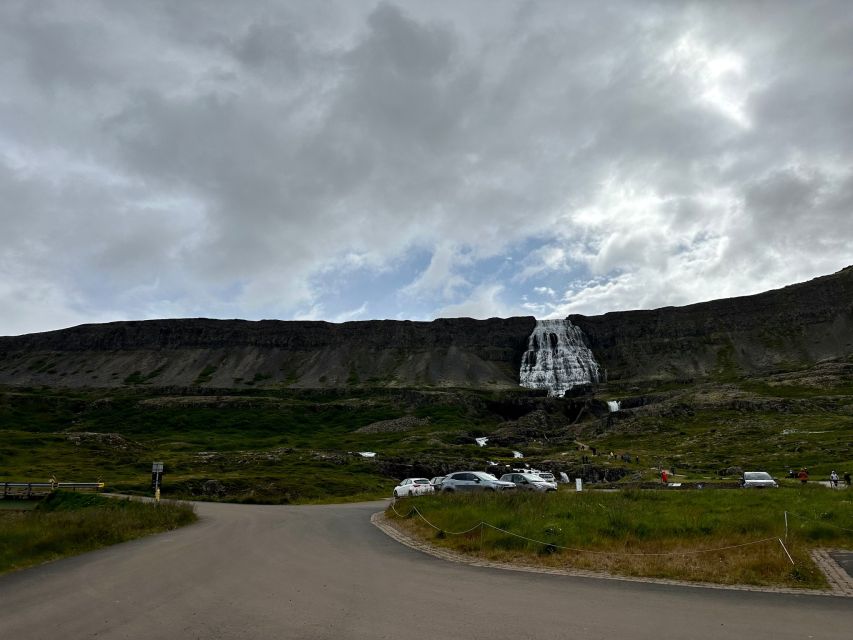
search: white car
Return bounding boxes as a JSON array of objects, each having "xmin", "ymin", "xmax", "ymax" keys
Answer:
[
  {"xmin": 393, "ymin": 478, "xmax": 434, "ymax": 498},
  {"xmin": 501, "ymin": 472, "xmax": 558, "ymax": 492},
  {"xmin": 740, "ymin": 471, "xmax": 778, "ymax": 488}
]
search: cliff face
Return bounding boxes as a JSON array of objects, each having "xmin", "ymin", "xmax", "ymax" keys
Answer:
[
  {"xmin": 0, "ymin": 317, "xmax": 537, "ymax": 389},
  {"xmin": 1, "ymin": 267, "xmax": 851, "ymax": 389},
  {"xmin": 571, "ymin": 266, "xmax": 853, "ymax": 381}
]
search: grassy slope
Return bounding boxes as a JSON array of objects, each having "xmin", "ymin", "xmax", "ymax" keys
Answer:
[
  {"xmin": 0, "ymin": 387, "xmax": 511, "ymax": 502},
  {"xmin": 387, "ymin": 487, "xmax": 853, "ymax": 589},
  {"xmin": 1, "ymin": 356, "xmax": 851, "ymax": 502},
  {"xmin": 0, "ymin": 492, "xmax": 197, "ymax": 574},
  {"xmin": 591, "ymin": 366, "xmax": 853, "ymax": 480}
]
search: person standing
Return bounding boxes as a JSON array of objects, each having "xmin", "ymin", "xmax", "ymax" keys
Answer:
[
  {"xmin": 798, "ymin": 468, "xmax": 809, "ymax": 484},
  {"xmin": 661, "ymin": 469, "xmax": 668, "ymax": 484},
  {"xmin": 830, "ymin": 470, "xmax": 839, "ymax": 488}
]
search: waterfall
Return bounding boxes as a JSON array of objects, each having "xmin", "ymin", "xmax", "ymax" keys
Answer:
[
  {"xmin": 608, "ymin": 400, "xmax": 621, "ymax": 412},
  {"xmin": 519, "ymin": 318, "xmax": 601, "ymax": 397}
]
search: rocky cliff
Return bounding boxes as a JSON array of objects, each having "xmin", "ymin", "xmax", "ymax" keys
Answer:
[
  {"xmin": 571, "ymin": 266, "xmax": 853, "ymax": 381},
  {"xmin": 0, "ymin": 266, "xmax": 851, "ymax": 389},
  {"xmin": 0, "ymin": 317, "xmax": 536, "ymax": 389}
]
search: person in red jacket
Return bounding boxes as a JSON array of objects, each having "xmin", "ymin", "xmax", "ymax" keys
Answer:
[
  {"xmin": 661, "ymin": 469, "xmax": 668, "ymax": 484},
  {"xmin": 797, "ymin": 468, "xmax": 809, "ymax": 484}
]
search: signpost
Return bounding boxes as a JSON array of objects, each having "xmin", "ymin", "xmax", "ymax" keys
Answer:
[
  {"xmin": 575, "ymin": 478, "xmax": 583, "ymax": 492},
  {"xmin": 152, "ymin": 462, "xmax": 164, "ymax": 504}
]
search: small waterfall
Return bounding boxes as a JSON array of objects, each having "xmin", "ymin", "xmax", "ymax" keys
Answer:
[
  {"xmin": 608, "ymin": 400, "xmax": 621, "ymax": 412},
  {"xmin": 519, "ymin": 318, "xmax": 601, "ymax": 397}
]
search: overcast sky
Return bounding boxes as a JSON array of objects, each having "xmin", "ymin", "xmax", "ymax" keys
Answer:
[{"xmin": 2, "ymin": 1, "xmax": 852, "ymax": 335}]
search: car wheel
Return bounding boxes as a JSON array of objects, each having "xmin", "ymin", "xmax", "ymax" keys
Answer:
[
  {"xmin": 485, "ymin": 487, "xmax": 496, "ymax": 492},
  {"xmin": 393, "ymin": 490, "xmax": 399, "ymax": 498},
  {"xmin": 443, "ymin": 487, "xmax": 454, "ymax": 493}
]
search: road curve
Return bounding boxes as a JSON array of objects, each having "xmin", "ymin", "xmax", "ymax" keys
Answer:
[{"xmin": 1, "ymin": 500, "xmax": 850, "ymax": 640}]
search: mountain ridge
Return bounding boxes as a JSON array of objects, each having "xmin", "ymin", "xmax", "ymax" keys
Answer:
[{"xmin": 1, "ymin": 266, "xmax": 851, "ymax": 389}]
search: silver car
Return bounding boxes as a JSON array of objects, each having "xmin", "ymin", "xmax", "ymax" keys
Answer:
[
  {"xmin": 441, "ymin": 471, "xmax": 515, "ymax": 493},
  {"xmin": 429, "ymin": 476, "xmax": 445, "ymax": 492},
  {"xmin": 501, "ymin": 472, "xmax": 557, "ymax": 492},
  {"xmin": 741, "ymin": 471, "xmax": 778, "ymax": 488}
]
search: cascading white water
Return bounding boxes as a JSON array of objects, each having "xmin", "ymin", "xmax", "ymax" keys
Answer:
[
  {"xmin": 607, "ymin": 400, "xmax": 621, "ymax": 412},
  {"xmin": 519, "ymin": 318, "xmax": 601, "ymax": 397}
]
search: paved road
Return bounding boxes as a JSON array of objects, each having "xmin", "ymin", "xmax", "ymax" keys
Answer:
[{"xmin": 1, "ymin": 501, "xmax": 850, "ymax": 640}]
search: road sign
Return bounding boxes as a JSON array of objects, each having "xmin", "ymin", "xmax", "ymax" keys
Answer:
[{"xmin": 151, "ymin": 462, "xmax": 164, "ymax": 503}]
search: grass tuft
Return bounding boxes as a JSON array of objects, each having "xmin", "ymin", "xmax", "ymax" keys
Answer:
[{"xmin": 0, "ymin": 491, "xmax": 196, "ymax": 574}]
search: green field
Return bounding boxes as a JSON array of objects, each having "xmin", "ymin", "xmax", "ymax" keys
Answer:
[
  {"xmin": 0, "ymin": 492, "xmax": 197, "ymax": 574},
  {"xmin": 387, "ymin": 487, "xmax": 853, "ymax": 589},
  {"xmin": 1, "ymin": 356, "xmax": 851, "ymax": 502}
]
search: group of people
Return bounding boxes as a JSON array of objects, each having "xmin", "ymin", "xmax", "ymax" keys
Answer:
[{"xmin": 790, "ymin": 468, "xmax": 851, "ymax": 487}]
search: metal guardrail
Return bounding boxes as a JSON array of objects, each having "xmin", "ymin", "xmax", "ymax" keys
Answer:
[{"xmin": 1, "ymin": 482, "xmax": 105, "ymax": 499}]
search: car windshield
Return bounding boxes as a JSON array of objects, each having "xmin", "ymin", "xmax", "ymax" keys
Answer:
[
  {"xmin": 473, "ymin": 472, "xmax": 498, "ymax": 481},
  {"xmin": 522, "ymin": 474, "xmax": 545, "ymax": 482},
  {"xmin": 744, "ymin": 472, "xmax": 772, "ymax": 480}
]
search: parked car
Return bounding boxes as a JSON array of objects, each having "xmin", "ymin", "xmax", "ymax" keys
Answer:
[
  {"xmin": 429, "ymin": 476, "xmax": 445, "ymax": 492},
  {"xmin": 393, "ymin": 478, "xmax": 434, "ymax": 498},
  {"xmin": 440, "ymin": 471, "xmax": 515, "ymax": 493},
  {"xmin": 535, "ymin": 472, "xmax": 556, "ymax": 483},
  {"xmin": 501, "ymin": 472, "xmax": 557, "ymax": 492},
  {"xmin": 740, "ymin": 471, "xmax": 778, "ymax": 488}
]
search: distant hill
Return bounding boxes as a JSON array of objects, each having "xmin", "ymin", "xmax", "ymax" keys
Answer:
[{"xmin": 0, "ymin": 266, "xmax": 851, "ymax": 389}]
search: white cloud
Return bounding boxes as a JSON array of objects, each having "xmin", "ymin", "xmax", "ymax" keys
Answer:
[
  {"xmin": 438, "ymin": 283, "xmax": 508, "ymax": 319},
  {"xmin": 331, "ymin": 302, "xmax": 369, "ymax": 323},
  {"xmin": 1, "ymin": 1, "xmax": 852, "ymax": 333},
  {"xmin": 402, "ymin": 243, "xmax": 470, "ymax": 299}
]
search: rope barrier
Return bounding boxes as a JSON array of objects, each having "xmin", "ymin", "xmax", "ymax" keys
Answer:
[
  {"xmin": 390, "ymin": 500, "xmax": 484, "ymax": 535},
  {"xmin": 785, "ymin": 510, "xmax": 853, "ymax": 533},
  {"xmin": 389, "ymin": 499, "xmax": 784, "ymax": 558}
]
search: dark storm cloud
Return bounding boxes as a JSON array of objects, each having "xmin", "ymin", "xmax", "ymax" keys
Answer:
[{"xmin": 1, "ymin": 0, "xmax": 852, "ymax": 333}]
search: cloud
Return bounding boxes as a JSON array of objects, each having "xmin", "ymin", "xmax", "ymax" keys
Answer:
[
  {"xmin": 1, "ymin": 0, "xmax": 852, "ymax": 334},
  {"xmin": 438, "ymin": 283, "xmax": 508, "ymax": 319},
  {"xmin": 402, "ymin": 243, "xmax": 470, "ymax": 299}
]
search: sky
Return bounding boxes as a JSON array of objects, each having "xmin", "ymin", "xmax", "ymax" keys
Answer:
[{"xmin": 1, "ymin": 0, "xmax": 852, "ymax": 336}]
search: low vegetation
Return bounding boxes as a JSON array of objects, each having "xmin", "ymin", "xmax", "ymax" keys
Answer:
[
  {"xmin": 0, "ymin": 491, "xmax": 197, "ymax": 574},
  {"xmin": 387, "ymin": 487, "xmax": 853, "ymax": 589},
  {"xmin": 0, "ymin": 355, "xmax": 851, "ymax": 502}
]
